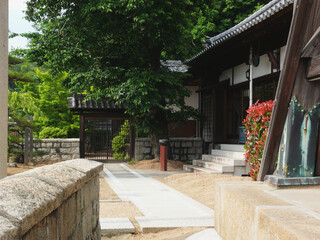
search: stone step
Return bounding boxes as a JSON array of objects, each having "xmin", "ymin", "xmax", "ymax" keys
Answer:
[
  {"xmin": 193, "ymin": 160, "xmax": 234, "ymax": 173},
  {"xmin": 218, "ymin": 144, "xmax": 245, "ymax": 152},
  {"xmin": 211, "ymin": 149, "xmax": 245, "ymax": 159},
  {"xmin": 183, "ymin": 165, "xmax": 223, "ymax": 174},
  {"xmin": 201, "ymin": 154, "xmax": 245, "ymax": 166}
]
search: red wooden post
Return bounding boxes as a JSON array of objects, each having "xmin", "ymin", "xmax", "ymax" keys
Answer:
[{"xmin": 159, "ymin": 139, "xmax": 168, "ymax": 171}]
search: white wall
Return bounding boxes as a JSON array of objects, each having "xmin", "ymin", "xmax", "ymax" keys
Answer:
[
  {"xmin": 252, "ymin": 54, "xmax": 271, "ymax": 79},
  {"xmin": 0, "ymin": 0, "xmax": 8, "ymax": 178},
  {"xmin": 233, "ymin": 63, "xmax": 248, "ymax": 85},
  {"xmin": 219, "ymin": 68, "xmax": 232, "ymax": 85},
  {"xmin": 218, "ymin": 49, "xmax": 287, "ymax": 86}
]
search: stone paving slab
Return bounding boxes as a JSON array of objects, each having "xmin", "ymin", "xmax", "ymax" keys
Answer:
[
  {"xmin": 100, "ymin": 218, "xmax": 135, "ymax": 235},
  {"xmin": 102, "ymin": 163, "xmax": 215, "ymax": 233},
  {"xmin": 185, "ymin": 228, "xmax": 222, "ymax": 240},
  {"xmin": 136, "ymin": 216, "xmax": 214, "ymax": 233}
]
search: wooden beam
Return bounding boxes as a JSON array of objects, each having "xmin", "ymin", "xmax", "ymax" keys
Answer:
[
  {"xmin": 267, "ymin": 51, "xmax": 280, "ymax": 70},
  {"xmin": 258, "ymin": 0, "xmax": 310, "ymax": 181},
  {"xmin": 258, "ymin": 0, "xmax": 320, "ymax": 180}
]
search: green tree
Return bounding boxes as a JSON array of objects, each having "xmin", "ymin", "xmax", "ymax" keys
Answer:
[
  {"xmin": 17, "ymin": 69, "xmax": 79, "ymax": 138},
  {"xmin": 9, "ymin": 55, "xmax": 79, "ymax": 139},
  {"xmin": 24, "ymin": 0, "xmax": 269, "ymax": 158}
]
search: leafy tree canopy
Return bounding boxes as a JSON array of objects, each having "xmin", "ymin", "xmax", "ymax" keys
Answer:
[
  {"xmin": 24, "ymin": 0, "xmax": 269, "ymax": 158},
  {"xmin": 9, "ymin": 55, "xmax": 79, "ymax": 139}
]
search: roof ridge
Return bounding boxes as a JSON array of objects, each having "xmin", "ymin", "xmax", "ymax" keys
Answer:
[{"xmin": 186, "ymin": 0, "xmax": 293, "ymax": 64}]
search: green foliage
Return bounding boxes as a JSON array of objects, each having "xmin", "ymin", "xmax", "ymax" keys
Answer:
[
  {"xmin": 23, "ymin": 0, "xmax": 269, "ymax": 157},
  {"xmin": 15, "ymin": 67, "xmax": 79, "ymax": 138},
  {"xmin": 8, "ymin": 93, "xmax": 40, "ymax": 162},
  {"xmin": 112, "ymin": 120, "xmax": 130, "ymax": 159},
  {"xmin": 128, "ymin": 158, "xmax": 136, "ymax": 165}
]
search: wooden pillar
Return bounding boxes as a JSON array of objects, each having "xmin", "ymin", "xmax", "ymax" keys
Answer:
[
  {"xmin": 80, "ymin": 115, "xmax": 85, "ymax": 158},
  {"xmin": 0, "ymin": 0, "xmax": 8, "ymax": 178},
  {"xmin": 130, "ymin": 120, "xmax": 135, "ymax": 160}
]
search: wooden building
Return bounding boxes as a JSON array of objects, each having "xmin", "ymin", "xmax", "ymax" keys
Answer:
[{"xmin": 186, "ymin": 0, "xmax": 293, "ymax": 152}]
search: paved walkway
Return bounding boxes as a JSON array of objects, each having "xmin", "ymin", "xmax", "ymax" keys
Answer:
[{"xmin": 100, "ymin": 163, "xmax": 214, "ymax": 232}]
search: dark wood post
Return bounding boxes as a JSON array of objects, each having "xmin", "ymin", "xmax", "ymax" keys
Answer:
[
  {"xmin": 80, "ymin": 115, "xmax": 85, "ymax": 158},
  {"xmin": 258, "ymin": 0, "xmax": 320, "ymax": 180}
]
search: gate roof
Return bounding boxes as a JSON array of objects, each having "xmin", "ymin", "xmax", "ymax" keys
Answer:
[{"xmin": 67, "ymin": 94, "xmax": 126, "ymax": 112}]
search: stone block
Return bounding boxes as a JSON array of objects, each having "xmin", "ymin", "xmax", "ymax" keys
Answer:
[
  {"xmin": 23, "ymin": 217, "xmax": 48, "ymax": 240},
  {"xmin": 50, "ymin": 155, "xmax": 62, "ymax": 161},
  {"xmin": 173, "ymin": 155, "xmax": 180, "ymax": 161},
  {"xmin": 183, "ymin": 148, "xmax": 188, "ymax": 154},
  {"xmin": 61, "ymin": 155, "xmax": 71, "ymax": 160},
  {"xmin": 46, "ymin": 213, "xmax": 57, "ymax": 240},
  {"xmin": 0, "ymin": 177, "xmax": 62, "ymax": 236},
  {"xmin": 60, "ymin": 148, "xmax": 71, "ymax": 154},
  {"xmin": 135, "ymin": 154, "xmax": 144, "ymax": 161},
  {"xmin": 194, "ymin": 141, "xmax": 202, "ymax": 148},
  {"xmin": 181, "ymin": 142, "xmax": 192, "ymax": 148},
  {"xmin": 196, "ymin": 148, "xmax": 203, "ymax": 154},
  {"xmin": 53, "ymin": 142, "xmax": 61, "ymax": 148},
  {"xmin": 81, "ymin": 203, "xmax": 94, "ymax": 238},
  {"xmin": 188, "ymin": 155, "xmax": 196, "ymax": 160},
  {"xmin": 71, "ymin": 142, "xmax": 79, "ymax": 148},
  {"xmin": 143, "ymin": 147, "xmax": 152, "ymax": 154},
  {"xmin": 215, "ymin": 182, "xmax": 293, "ymax": 240},
  {"xmin": 72, "ymin": 154, "xmax": 80, "ymax": 159},
  {"xmin": 42, "ymin": 142, "xmax": 52, "ymax": 148},
  {"xmin": 188, "ymin": 148, "xmax": 196, "ymax": 154},
  {"xmin": 71, "ymin": 147, "xmax": 79, "ymax": 154},
  {"xmin": 61, "ymin": 143, "xmax": 71, "ymax": 148},
  {"xmin": 175, "ymin": 142, "xmax": 181, "ymax": 147},
  {"xmin": 175, "ymin": 149, "xmax": 180, "ymax": 154},
  {"xmin": 0, "ymin": 216, "xmax": 19, "ymax": 240},
  {"xmin": 181, "ymin": 156, "xmax": 187, "ymax": 161},
  {"xmin": 57, "ymin": 195, "xmax": 77, "ymax": 239},
  {"xmin": 0, "ymin": 159, "xmax": 102, "ymax": 239}
]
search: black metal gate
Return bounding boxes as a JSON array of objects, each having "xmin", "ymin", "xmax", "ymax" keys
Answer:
[{"xmin": 84, "ymin": 119, "xmax": 125, "ymax": 161}]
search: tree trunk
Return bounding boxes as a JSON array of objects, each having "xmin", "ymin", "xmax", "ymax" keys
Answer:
[
  {"xmin": 150, "ymin": 105, "xmax": 169, "ymax": 161},
  {"xmin": 150, "ymin": 132, "xmax": 160, "ymax": 160}
]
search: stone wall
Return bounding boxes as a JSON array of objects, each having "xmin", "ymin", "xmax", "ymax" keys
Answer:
[
  {"xmin": 0, "ymin": 159, "xmax": 103, "ymax": 240},
  {"xmin": 33, "ymin": 138, "xmax": 79, "ymax": 162},
  {"xmin": 135, "ymin": 138, "xmax": 202, "ymax": 163}
]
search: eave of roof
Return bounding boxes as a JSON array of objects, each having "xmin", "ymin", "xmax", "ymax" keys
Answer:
[
  {"xmin": 185, "ymin": 0, "xmax": 293, "ymax": 65},
  {"xmin": 160, "ymin": 60, "xmax": 188, "ymax": 72},
  {"xmin": 67, "ymin": 94, "xmax": 126, "ymax": 111}
]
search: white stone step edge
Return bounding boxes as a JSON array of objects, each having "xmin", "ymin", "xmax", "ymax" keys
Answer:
[
  {"xmin": 211, "ymin": 149, "xmax": 245, "ymax": 159},
  {"xmin": 202, "ymin": 155, "xmax": 245, "ymax": 166},
  {"xmin": 183, "ymin": 165, "xmax": 222, "ymax": 174},
  {"xmin": 218, "ymin": 144, "xmax": 245, "ymax": 152},
  {"xmin": 193, "ymin": 160, "xmax": 234, "ymax": 173}
]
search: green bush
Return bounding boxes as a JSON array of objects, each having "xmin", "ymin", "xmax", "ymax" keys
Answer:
[
  {"xmin": 112, "ymin": 120, "xmax": 130, "ymax": 159},
  {"xmin": 38, "ymin": 127, "xmax": 68, "ymax": 139}
]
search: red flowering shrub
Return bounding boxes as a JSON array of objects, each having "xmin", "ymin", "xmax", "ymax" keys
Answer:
[{"xmin": 243, "ymin": 100, "xmax": 274, "ymax": 180}]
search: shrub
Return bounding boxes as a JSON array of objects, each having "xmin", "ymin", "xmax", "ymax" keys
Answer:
[
  {"xmin": 243, "ymin": 100, "xmax": 274, "ymax": 180},
  {"xmin": 112, "ymin": 120, "xmax": 130, "ymax": 159}
]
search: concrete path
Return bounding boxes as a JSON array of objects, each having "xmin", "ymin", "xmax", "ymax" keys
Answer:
[
  {"xmin": 185, "ymin": 229, "xmax": 222, "ymax": 240},
  {"xmin": 101, "ymin": 163, "xmax": 214, "ymax": 232}
]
